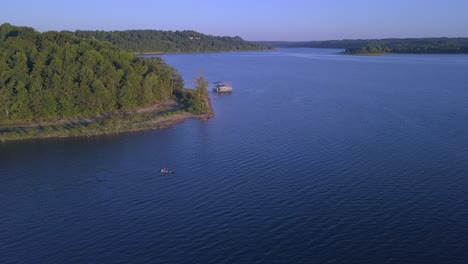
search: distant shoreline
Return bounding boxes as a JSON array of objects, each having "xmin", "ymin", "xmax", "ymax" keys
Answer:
[
  {"xmin": 135, "ymin": 48, "xmax": 273, "ymax": 56},
  {"xmin": 259, "ymin": 38, "xmax": 468, "ymax": 55}
]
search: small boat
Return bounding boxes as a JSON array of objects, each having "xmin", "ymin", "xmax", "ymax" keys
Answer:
[{"xmin": 160, "ymin": 168, "xmax": 174, "ymax": 174}]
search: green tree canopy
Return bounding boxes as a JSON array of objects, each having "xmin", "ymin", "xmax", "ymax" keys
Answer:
[
  {"xmin": 75, "ymin": 29, "xmax": 271, "ymax": 53},
  {"xmin": 259, "ymin": 38, "xmax": 468, "ymax": 54},
  {"xmin": 0, "ymin": 23, "xmax": 184, "ymax": 122}
]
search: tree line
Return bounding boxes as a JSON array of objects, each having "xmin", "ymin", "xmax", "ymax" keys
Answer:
[
  {"xmin": 0, "ymin": 23, "xmax": 190, "ymax": 123},
  {"xmin": 343, "ymin": 38, "xmax": 468, "ymax": 54},
  {"xmin": 258, "ymin": 38, "xmax": 468, "ymax": 54},
  {"xmin": 75, "ymin": 29, "xmax": 271, "ymax": 53}
]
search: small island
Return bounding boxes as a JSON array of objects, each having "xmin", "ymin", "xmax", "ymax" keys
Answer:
[{"xmin": 0, "ymin": 24, "xmax": 213, "ymax": 142}]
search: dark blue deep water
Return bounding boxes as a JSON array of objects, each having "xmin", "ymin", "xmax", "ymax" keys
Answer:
[{"xmin": 2, "ymin": 49, "xmax": 468, "ymax": 263}]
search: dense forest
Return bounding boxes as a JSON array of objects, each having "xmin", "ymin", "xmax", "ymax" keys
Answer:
[
  {"xmin": 75, "ymin": 29, "xmax": 270, "ymax": 53},
  {"xmin": 258, "ymin": 38, "xmax": 468, "ymax": 54},
  {"xmin": 343, "ymin": 38, "xmax": 468, "ymax": 54},
  {"xmin": 0, "ymin": 23, "xmax": 208, "ymax": 125}
]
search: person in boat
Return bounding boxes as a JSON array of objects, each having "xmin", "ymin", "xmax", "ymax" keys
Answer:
[{"xmin": 160, "ymin": 168, "xmax": 173, "ymax": 174}]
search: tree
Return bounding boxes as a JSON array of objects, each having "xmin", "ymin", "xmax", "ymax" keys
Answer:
[
  {"xmin": 9, "ymin": 81, "xmax": 32, "ymax": 120},
  {"xmin": 195, "ymin": 76, "xmax": 208, "ymax": 98},
  {"xmin": 142, "ymin": 74, "xmax": 156, "ymax": 105},
  {"xmin": 188, "ymin": 76, "xmax": 209, "ymax": 114},
  {"xmin": 0, "ymin": 87, "xmax": 12, "ymax": 121}
]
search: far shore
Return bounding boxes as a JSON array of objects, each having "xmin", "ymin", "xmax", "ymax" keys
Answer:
[{"xmin": 135, "ymin": 48, "xmax": 272, "ymax": 56}]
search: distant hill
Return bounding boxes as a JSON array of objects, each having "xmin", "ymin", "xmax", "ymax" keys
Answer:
[
  {"xmin": 75, "ymin": 30, "xmax": 271, "ymax": 53},
  {"xmin": 257, "ymin": 38, "xmax": 468, "ymax": 54}
]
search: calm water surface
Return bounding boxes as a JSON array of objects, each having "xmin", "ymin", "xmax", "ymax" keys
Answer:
[{"xmin": 2, "ymin": 49, "xmax": 468, "ymax": 263}]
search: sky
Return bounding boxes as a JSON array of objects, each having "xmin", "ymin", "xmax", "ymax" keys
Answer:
[{"xmin": 2, "ymin": 0, "xmax": 468, "ymax": 41}]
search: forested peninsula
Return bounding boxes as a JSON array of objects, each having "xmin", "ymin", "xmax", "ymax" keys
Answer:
[
  {"xmin": 75, "ymin": 29, "xmax": 271, "ymax": 53},
  {"xmin": 259, "ymin": 38, "xmax": 468, "ymax": 54},
  {"xmin": 0, "ymin": 23, "xmax": 213, "ymax": 141}
]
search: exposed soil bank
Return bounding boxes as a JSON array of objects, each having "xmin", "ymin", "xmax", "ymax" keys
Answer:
[{"xmin": 0, "ymin": 97, "xmax": 214, "ymax": 142}]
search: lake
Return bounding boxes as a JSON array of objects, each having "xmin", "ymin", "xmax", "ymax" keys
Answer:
[{"xmin": 2, "ymin": 48, "xmax": 468, "ymax": 263}]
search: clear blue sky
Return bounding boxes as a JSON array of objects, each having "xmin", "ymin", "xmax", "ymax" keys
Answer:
[{"xmin": 3, "ymin": 0, "xmax": 468, "ymax": 41}]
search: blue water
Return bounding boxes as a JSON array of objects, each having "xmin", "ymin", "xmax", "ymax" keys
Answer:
[{"xmin": 2, "ymin": 48, "xmax": 468, "ymax": 263}]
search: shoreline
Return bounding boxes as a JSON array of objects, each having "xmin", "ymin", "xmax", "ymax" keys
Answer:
[
  {"xmin": 1, "ymin": 97, "xmax": 214, "ymax": 143},
  {"xmin": 0, "ymin": 113, "xmax": 204, "ymax": 143},
  {"xmin": 135, "ymin": 48, "xmax": 272, "ymax": 56}
]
